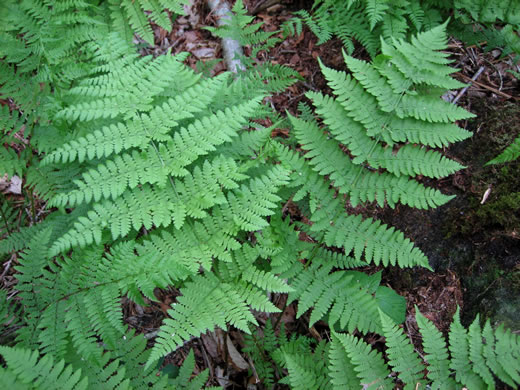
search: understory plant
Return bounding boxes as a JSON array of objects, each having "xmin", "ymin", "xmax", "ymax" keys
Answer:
[
  {"xmin": 286, "ymin": 0, "xmax": 520, "ymax": 58},
  {"xmin": 0, "ymin": 0, "xmax": 519, "ymax": 389}
]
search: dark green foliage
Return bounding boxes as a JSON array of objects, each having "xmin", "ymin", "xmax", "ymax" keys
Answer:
[
  {"xmin": 326, "ymin": 308, "xmax": 520, "ymax": 389},
  {"xmin": 292, "ymin": 0, "xmax": 520, "ymax": 58},
  {"xmin": 246, "ymin": 309, "xmax": 520, "ymax": 389},
  {"xmin": 486, "ymin": 135, "xmax": 520, "ymax": 165}
]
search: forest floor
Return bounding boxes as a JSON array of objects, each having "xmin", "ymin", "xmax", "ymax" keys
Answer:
[{"xmin": 1, "ymin": 0, "xmax": 519, "ymax": 388}]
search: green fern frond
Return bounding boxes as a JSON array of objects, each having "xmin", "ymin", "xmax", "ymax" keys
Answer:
[
  {"xmin": 366, "ymin": 0, "xmax": 390, "ymax": 30},
  {"xmin": 326, "ymin": 309, "xmax": 520, "ymax": 389},
  {"xmin": 380, "ymin": 310, "xmax": 425, "ymax": 388},
  {"xmin": 149, "ymin": 240, "xmax": 292, "ymax": 365},
  {"xmin": 486, "ymin": 135, "xmax": 520, "ymax": 165},
  {"xmin": 449, "ymin": 309, "xmax": 488, "ymax": 389},
  {"xmin": 289, "ymin": 265, "xmax": 404, "ymax": 332},
  {"xmin": 284, "ymin": 350, "xmax": 330, "ymax": 390},
  {"xmin": 109, "ymin": 0, "xmax": 182, "ymax": 45},
  {"xmin": 415, "ymin": 309, "xmax": 457, "ymax": 389},
  {"xmin": 290, "ymin": 114, "xmax": 456, "ymax": 210},
  {"xmin": 330, "ymin": 331, "xmax": 394, "ymax": 389},
  {"xmin": 0, "ymin": 346, "xmax": 88, "ymax": 390},
  {"xmin": 328, "ymin": 333, "xmax": 359, "ymax": 389},
  {"xmin": 322, "ymin": 214, "xmax": 430, "ymax": 268},
  {"xmin": 148, "ymin": 274, "xmax": 257, "ymax": 366}
]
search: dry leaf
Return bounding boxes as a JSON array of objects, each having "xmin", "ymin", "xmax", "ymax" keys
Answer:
[{"xmin": 226, "ymin": 335, "xmax": 249, "ymax": 371}]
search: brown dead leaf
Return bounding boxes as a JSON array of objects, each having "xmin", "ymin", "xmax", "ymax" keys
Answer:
[
  {"xmin": 226, "ymin": 335, "xmax": 249, "ymax": 371},
  {"xmin": 0, "ymin": 175, "xmax": 22, "ymax": 195}
]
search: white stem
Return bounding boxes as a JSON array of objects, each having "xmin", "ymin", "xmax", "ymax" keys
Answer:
[{"xmin": 207, "ymin": 0, "xmax": 245, "ymax": 73}]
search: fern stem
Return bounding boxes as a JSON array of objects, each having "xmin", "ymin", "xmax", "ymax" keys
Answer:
[
  {"xmin": 29, "ymin": 189, "xmax": 36, "ymax": 224},
  {"xmin": 0, "ymin": 199, "xmax": 12, "ymax": 235}
]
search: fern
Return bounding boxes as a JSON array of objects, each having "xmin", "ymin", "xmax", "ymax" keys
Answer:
[
  {"xmin": 2, "ymin": 1, "xmax": 516, "ymax": 388},
  {"xmin": 250, "ymin": 308, "xmax": 520, "ymax": 389},
  {"xmin": 324, "ymin": 308, "xmax": 520, "ymax": 389},
  {"xmin": 486, "ymin": 135, "xmax": 520, "ymax": 165},
  {"xmin": 149, "ymin": 243, "xmax": 292, "ymax": 365},
  {"xmin": 276, "ymin": 23, "xmax": 471, "ymax": 273},
  {"xmin": 108, "ymin": 0, "xmax": 185, "ymax": 45},
  {"xmin": 0, "ymin": 346, "xmax": 88, "ymax": 390},
  {"xmin": 292, "ymin": 0, "xmax": 520, "ymax": 59},
  {"xmin": 330, "ymin": 331, "xmax": 394, "ymax": 389},
  {"xmin": 288, "ymin": 264, "xmax": 405, "ymax": 333}
]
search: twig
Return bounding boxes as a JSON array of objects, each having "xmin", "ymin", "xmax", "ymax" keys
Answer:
[
  {"xmin": 452, "ymin": 66, "xmax": 485, "ymax": 104},
  {"xmin": 245, "ymin": 354, "xmax": 260, "ymax": 384},
  {"xmin": 250, "ymin": 0, "xmax": 282, "ymax": 15},
  {"xmin": 144, "ymin": 329, "xmax": 160, "ymax": 339},
  {"xmin": 199, "ymin": 339, "xmax": 215, "ymax": 380},
  {"xmin": 458, "ymin": 72, "xmax": 515, "ymax": 100},
  {"xmin": 207, "ymin": 0, "xmax": 245, "ymax": 73},
  {"xmin": 0, "ymin": 253, "xmax": 16, "ymax": 279},
  {"xmin": 0, "ymin": 199, "xmax": 12, "ymax": 235}
]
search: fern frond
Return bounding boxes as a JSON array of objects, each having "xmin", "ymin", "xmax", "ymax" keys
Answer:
[
  {"xmin": 43, "ymin": 73, "xmax": 227, "ymax": 165},
  {"xmin": 284, "ymin": 350, "xmax": 330, "ymax": 390},
  {"xmin": 448, "ymin": 308, "xmax": 488, "ymax": 389},
  {"xmin": 486, "ymin": 135, "xmax": 520, "ymax": 165},
  {"xmin": 380, "ymin": 310, "xmax": 425, "ymax": 388},
  {"xmin": 322, "ymin": 214, "xmax": 430, "ymax": 268},
  {"xmin": 148, "ymin": 274, "xmax": 258, "ymax": 366},
  {"xmin": 0, "ymin": 346, "xmax": 88, "ymax": 390},
  {"xmin": 148, "ymin": 238, "xmax": 293, "ymax": 365},
  {"xmin": 415, "ymin": 310, "xmax": 457, "ymax": 389},
  {"xmin": 331, "ymin": 331, "xmax": 394, "ymax": 389},
  {"xmin": 366, "ymin": 0, "xmax": 390, "ymax": 30},
  {"xmin": 289, "ymin": 265, "xmax": 404, "ymax": 333},
  {"xmin": 328, "ymin": 332, "xmax": 359, "ymax": 389},
  {"xmin": 170, "ymin": 349, "xmax": 211, "ymax": 389},
  {"xmin": 290, "ymin": 114, "xmax": 456, "ymax": 210}
]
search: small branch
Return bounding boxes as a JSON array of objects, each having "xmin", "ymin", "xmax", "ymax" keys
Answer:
[
  {"xmin": 0, "ymin": 199, "xmax": 12, "ymax": 235},
  {"xmin": 250, "ymin": 0, "xmax": 282, "ymax": 15},
  {"xmin": 457, "ymin": 70, "xmax": 516, "ymax": 100},
  {"xmin": 452, "ymin": 66, "xmax": 485, "ymax": 104},
  {"xmin": 0, "ymin": 253, "xmax": 16, "ymax": 280},
  {"xmin": 207, "ymin": 0, "xmax": 245, "ymax": 73}
]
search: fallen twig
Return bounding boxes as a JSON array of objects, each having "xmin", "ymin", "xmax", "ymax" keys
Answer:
[
  {"xmin": 458, "ymin": 71, "xmax": 516, "ymax": 100},
  {"xmin": 452, "ymin": 66, "xmax": 485, "ymax": 104},
  {"xmin": 207, "ymin": 0, "xmax": 245, "ymax": 73}
]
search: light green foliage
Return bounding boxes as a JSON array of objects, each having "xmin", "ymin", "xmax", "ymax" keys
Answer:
[
  {"xmin": 415, "ymin": 310, "xmax": 457, "ymax": 389},
  {"xmin": 148, "ymin": 241, "xmax": 292, "ymax": 365},
  {"xmin": 108, "ymin": 0, "xmax": 185, "ymax": 45},
  {"xmin": 0, "ymin": 1, "xmax": 298, "ymax": 385},
  {"xmin": 380, "ymin": 311, "xmax": 425, "ymax": 388},
  {"xmin": 206, "ymin": 0, "xmax": 301, "ymax": 92},
  {"xmin": 0, "ymin": 343, "xmax": 213, "ymax": 390},
  {"xmin": 330, "ymin": 331, "xmax": 393, "ymax": 389},
  {"xmin": 287, "ymin": 0, "xmax": 444, "ymax": 57},
  {"xmin": 279, "ymin": 24, "xmax": 470, "ymax": 276}
]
